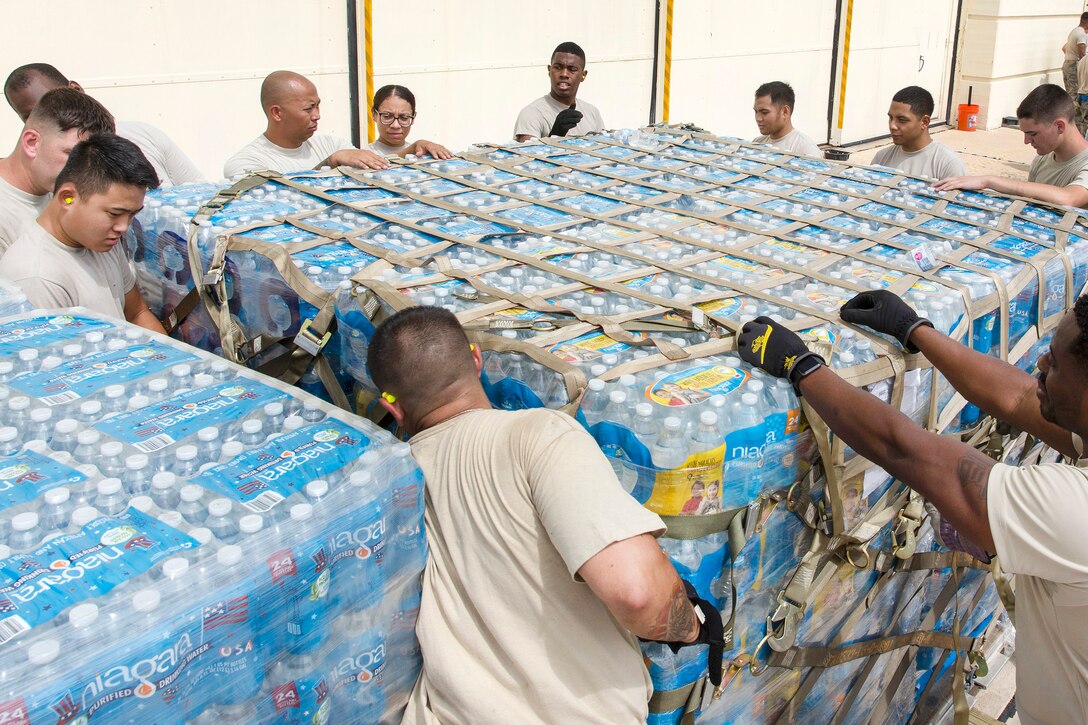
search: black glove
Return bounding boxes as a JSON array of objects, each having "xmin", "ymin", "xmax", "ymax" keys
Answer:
[
  {"xmin": 548, "ymin": 105, "xmax": 582, "ymax": 137},
  {"xmin": 653, "ymin": 581, "xmax": 725, "ymax": 687},
  {"xmin": 839, "ymin": 290, "xmax": 933, "ymax": 353},
  {"xmin": 737, "ymin": 316, "xmax": 825, "ymax": 395}
]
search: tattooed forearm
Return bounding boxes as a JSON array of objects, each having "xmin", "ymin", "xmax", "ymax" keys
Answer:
[
  {"xmin": 957, "ymin": 453, "xmax": 992, "ymax": 503},
  {"xmin": 647, "ymin": 579, "xmax": 699, "ymax": 642}
]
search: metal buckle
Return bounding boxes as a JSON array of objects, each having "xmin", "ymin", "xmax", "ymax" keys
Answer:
[
  {"xmin": 294, "ymin": 319, "xmax": 332, "ymax": 357},
  {"xmin": 203, "ymin": 265, "xmax": 224, "ymax": 288}
]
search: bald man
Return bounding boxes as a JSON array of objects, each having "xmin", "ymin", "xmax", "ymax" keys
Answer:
[
  {"xmin": 223, "ymin": 70, "xmax": 389, "ymax": 177},
  {"xmin": 4, "ymin": 63, "xmax": 205, "ymax": 187}
]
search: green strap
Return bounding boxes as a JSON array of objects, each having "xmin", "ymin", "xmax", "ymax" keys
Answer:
[{"xmin": 658, "ymin": 506, "xmax": 748, "ymax": 541}]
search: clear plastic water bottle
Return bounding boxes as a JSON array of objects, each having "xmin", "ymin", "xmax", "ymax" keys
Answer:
[
  {"xmin": 219, "ymin": 440, "xmax": 244, "ymax": 463},
  {"xmin": 76, "ymin": 399, "xmax": 103, "ymax": 425},
  {"xmin": 68, "ymin": 505, "xmax": 101, "ymax": 531},
  {"xmin": 178, "ymin": 484, "xmax": 206, "ymax": 525},
  {"xmin": 27, "ymin": 408, "xmax": 53, "ymax": 443},
  {"xmin": 263, "ymin": 401, "xmax": 286, "ymax": 430},
  {"xmin": 651, "ymin": 417, "xmax": 689, "ymax": 470},
  {"xmin": 8, "ymin": 511, "xmax": 43, "ymax": 551},
  {"xmin": 173, "ymin": 445, "xmax": 200, "ymax": 478},
  {"xmin": 239, "ymin": 419, "xmax": 265, "ymax": 447},
  {"xmin": 74, "ymin": 429, "xmax": 102, "ymax": 465},
  {"xmin": 204, "ymin": 544, "xmax": 263, "ymax": 721},
  {"xmin": 0, "ymin": 427, "xmax": 18, "ymax": 457},
  {"xmin": 304, "ymin": 479, "xmax": 329, "ymax": 508},
  {"xmin": 206, "ymin": 498, "xmax": 239, "ymax": 544},
  {"xmin": 95, "ymin": 478, "xmax": 127, "ymax": 516},
  {"xmin": 301, "ymin": 399, "xmax": 326, "ymax": 423},
  {"xmin": 39, "ymin": 487, "xmax": 72, "ymax": 531},
  {"xmin": 285, "ymin": 503, "xmax": 333, "ymax": 655},
  {"xmin": 580, "ymin": 378, "xmax": 609, "ymax": 423},
  {"xmin": 151, "ymin": 471, "xmax": 180, "ymax": 510},
  {"xmin": 51, "ymin": 418, "xmax": 80, "ymax": 454},
  {"xmin": 101, "ymin": 384, "xmax": 127, "ymax": 416},
  {"xmin": 196, "ymin": 426, "xmax": 222, "ymax": 462},
  {"xmin": 6, "ymin": 396, "xmax": 30, "ymax": 432},
  {"xmin": 96, "ymin": 441, "xmax": 126, "ymax": 478},
  {"xmin": 602, "ymin": 390, "xmax": 632, "ymax": 428}
]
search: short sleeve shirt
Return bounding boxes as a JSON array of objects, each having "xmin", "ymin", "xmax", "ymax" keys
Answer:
[
  {"xmin": 752, "ymin": 128, "xmax": 822, "ymax": 157},
  {"xmin": 1067, "ymin": 26, "xmax": 1088, "ymax": 63},
  {"xmin": 0, "ymin": 177, "xmax": 48, "ymax": 254},
  {"xmin": 514, "ymin": 95, "xmax": 605, "ymax": 139},
  {"xmin": 872, "ymin": 141, "xmax": 967, "ymax": 180},
  {"xmin": 0, "ymin": 222, "xmax": 135, "ymax": 319},
  {"xmin": 1028, "ymin": 149, "xmax": 1088, "ymax": 190},
  {"xmin": 403, "ymin": 408, "xmax": 665, "ymax": 725},
  {"xmin": 987, "ymin": 461, "xmax": 1088, "ymax": 723},
  {"xmin": 223, "ymin": 134, "xmax": 354, "ymax": 177}
]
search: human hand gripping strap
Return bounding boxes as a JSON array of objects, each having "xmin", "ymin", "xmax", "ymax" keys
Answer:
[
  {"xmin": 736, "ymin": 316, "xmax": 825, "ymax": 396},
  {"xmin": 839, "ymin": 290, "xmax": 933, "ymax": 353},
  {"xmin": 549, "ymin": 105, "xmax": 583, "ymax": 137},
  {"xmin": 650, "ymin": 580, "xmax": 726, "ymax": 687}
]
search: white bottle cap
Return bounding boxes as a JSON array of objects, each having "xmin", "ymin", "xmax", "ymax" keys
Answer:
[
  {"xmin": 85, "ymin": 331, "xmax": 104, "ymax": 344},
  {"xmin": 8, "ymin": 396, "xmax": 29, "ymax": 411},
  {"xmin": 127, "ymin": 394, "xmax": 150, "ymax": 409},
  {"xmin": 304, "ymin": 480, "xmax": 328, "ymax": 499},
  {"xmin": 18, "ymin": 349, "xmax": 38, "ymax": 362},
  {"xmin": 43, "ymin": 487, "xmax": 70, "ymax": 506},
  {"xmin": 290, "ymin": 503, "xmax": 314, "ymax": 522},
  {"xmin": 189, "ymin": 527, "xmax": 213, "ymax": 546},
  {"xmin": 100, "ymin": 441, "xmax": 124, "ymax": 458},
  {"xmin": 54, "ymin": 418, "xmax": 78, "ymax": 434},
  {"xmin": 349, "ymin": 470, "xmax": 373, "ymax": 487},
  {"xmin": 663, "ymin": 417, "xmax": 682, "ymax": 431},
  {"xmin": 148, "ymin": 378, "xmax": 168, "ymax": 392},
  {"xmin": 741, "ymin": 393, "xmax": 758, "ymax": 406},
  {"xmin": 217, "ymin": 544, "xmax": 243, "ymax": 567},
  {"xmin": 97, "ymin": 478, "xmax": 122, "ymax": 496},
  {"xmin": 193, "ymin": 374, "xmax": 214, "ymax": 388},
  {"xmin": 241, "ymin": 419, "xmax": 263, "ymax": 434},
  {"xmin": 618, "ymin": 374, "xmax": 637, "ymax": 387},
  {"xmin": 62, "ymin": 344, "xmax": 82, "ymax": 357},
  {"xmin": 220, "ymin": 441, "xmax": 244, "ymax": 458},
  {"xmin": 11, "ymin": 511, "xmax": 39, "ymax": 532},
  {"xmin": 70, "ymin": 506, "xmax": 100, "ymax": 528},
  {"xmin": 152, "ymin": 472, "xmax": 177, "ymax": 490},
  {"xmin": 133, "ymin": 589, "xmax": 162, "ymax": 613},
  {"xmin": 129, "ymin": 496, "xmax": 153, "ymax": 513},
  {"xmin": 283, "ymin": 415, "xmax": 305, "ymax": 432},
  {"xmin": 359, "ymin": 450, "xmax": 380, "ymax": 468},
  {"xmin": 68, "ymin": 603, "xmax": 99, "ymax": 628},
  {"xmin": 588, "ymin": 379, "xmax": 606, "ymax": 392},
  {"xmin": 263, "ymin": 402, "xmax": 284, "ymax": 417},
  {"xmin": 76, "ymin": 431, "xmax": 100, "ymax": 447},
  {"xmin": 635, "ymin": 403, "xmax": 654, "ymax": 417},
  {"xmin": 79, "ymin": 400, "xmax": 102, "ymax": 416},
  {"xmin": 608, "ymin": 390, "xmax": 627, "ymax": 404},
  {"xmin": 158, "ymin": 511, "xmax": 184, "ymax": 529},
  {"xmin": 179, "ymin": 484, "xmax": 204, "ymax": 502},
  {"xmin": 125, "ymin": 454, "xmax": 149, "ymax": 470},
  {"xmin": 197, "ymin": 427, "xmax": 220, "ymax": 442},
  {"xmin": 30, "ymin": 408, "xmax": 52, "ymax": 423},
  {"xmin": 0, "ymin": 427, "xmax": 16, "ymax": 443},
  {"xmin": 207, "ymin": 498, "xmax": 232, "ymax": 517},
  {"xmin": 27, "ymin": 639, "xmax": 60, "ymax": 665},
  {"xmin": 747, "ymin": 379, "xmax": 765, "ymax": 393},
  {"xmin": 699, "ymin": 411, "xmax": 719, "ymax": 427},
  {"xmin": 161, "ymin": 557, "xmax": 189, "ymax": 581},
  {"xmin": 170, "ymin": 364, "xmax": 191, "ymax": 378},
  {"xmin": 176, "ymin": 445, "xmax": 198, "ymax": 462},
  {"xmin": 238, "ymin": 515, "xmax": 263, "ymax": 534}
]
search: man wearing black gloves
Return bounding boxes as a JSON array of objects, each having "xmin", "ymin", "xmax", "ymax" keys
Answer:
[
  {"xmin": 514, "ymin": 41, "xmax": 605, "ymax": 142},
  {"xmin": 738, "ymin": 291, "xmax": 1088, "ymax": 724},
  {"xmin": 369, "ymin": 306, "xmax": 723, "ymax": 724}
]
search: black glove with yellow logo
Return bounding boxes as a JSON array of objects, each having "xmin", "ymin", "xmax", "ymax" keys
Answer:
[{"xmin": 737, "ymin": 316, "xmax": 825, "ymax": 395}]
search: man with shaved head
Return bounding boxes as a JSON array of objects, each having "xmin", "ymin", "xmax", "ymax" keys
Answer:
[
  {"xmin": 223, "ymin": 70, "xmax": 389, "ymax": 177},
  {"xmin": 370, "ymin": 306, "xmax": 724, "ymax": 724},
  {"xmin": 4, "ymin": 63, "xmax": 205, "ymax": 187}
]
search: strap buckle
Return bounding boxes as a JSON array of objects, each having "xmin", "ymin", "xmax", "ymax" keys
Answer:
[
  {"xmin": 203, "ymin": 264, "xmax": 224, "ymax": 288},
  {"xmin": 294, "ymin": 319, "xmax": 332, "ymax": 357},
  {"xmin": 765, "ymin": 590, "xmax": 802, "ymax": 652}
]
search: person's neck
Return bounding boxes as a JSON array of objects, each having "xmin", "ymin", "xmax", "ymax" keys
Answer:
[
  {"xmin": 412, "ymin": 385, "xmax": 493, "ymax": 435},
  {"xmin": 770, "ymin": 123, "xmax": 794, "ymax": 141},
  {"xmin": 0, "ymin": 152, "xmax": 41, "ymax": 196},
  {"xmin": 901, "ymin": 132, "xmax": 932, "ymax": 154},
  {"xmin": 550, "ymin": 91, "xmax": 576, "ymax": 105},
  {"xmin": 263, "ymin": 127, "xmax": 305, "ymax": 150},
  {"xmin": 37, "ymin": 204, "xmax": 80, "ymax": 248},
  {"xmin": 1053, "ymin": 130, "xmax": 1088, "ymax": 163}
]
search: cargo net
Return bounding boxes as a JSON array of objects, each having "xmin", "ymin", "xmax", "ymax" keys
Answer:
[{"xmin": 128, "ymin": 124, "xmax": 1077, "ymax": 722}]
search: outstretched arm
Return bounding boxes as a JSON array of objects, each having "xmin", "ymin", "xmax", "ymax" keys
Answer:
[{"xmin": 932, "ymin": 175, "xmax": 1088, "ymax": 208}]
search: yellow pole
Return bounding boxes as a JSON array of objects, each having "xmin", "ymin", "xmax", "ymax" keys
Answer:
[
  {"xmin": 836, "ymin": 0, "xmax": 854, "ymax": 131},
  {"xmin": 663, "ymin": 0, "xmax": 674, "ymax": 123},
  {"xmin": 364, "ymin": 0, "xmax": 375, "ymax": 143}
]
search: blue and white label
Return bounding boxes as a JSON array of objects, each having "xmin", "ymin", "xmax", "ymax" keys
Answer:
[
  {"xmin": 201, "ymin": 423, "xmax": 372, "ymax": 512},
  {"xmin": 0, "ymin": 451, "xmax": 86, "ymax": 511},
  {"xmin": 9, "ymin": 343, "xmax": 197, "ymax": 406},
  {"xmin": 0, "ymin": 314, "xmax": 112, "ymax": 356},
  {"xmin": 497, "ymin": 204, "xmax": 580, "ymax": 228},
  {"xmin": 94, "ymin": 381, "xmax": 285, "ymax": 453}
]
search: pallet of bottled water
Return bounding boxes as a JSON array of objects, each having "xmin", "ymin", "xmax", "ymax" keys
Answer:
[{"xmin": 0, "ymin": 310, "xmax": 424, "ymax": 724}]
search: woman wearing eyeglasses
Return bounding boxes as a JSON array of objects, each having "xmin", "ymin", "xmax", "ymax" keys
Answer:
[{"xmin": 370, "ymin": 85, "xmax": 453, "ymax": 160}]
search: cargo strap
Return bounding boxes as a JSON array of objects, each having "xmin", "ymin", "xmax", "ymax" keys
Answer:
[{"xmin": 646, "ymin": 676, "xmax": 711, "ymax": 725}]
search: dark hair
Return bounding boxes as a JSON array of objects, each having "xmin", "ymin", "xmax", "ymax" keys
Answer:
[
  {"xmin": 891, "ymin": 86, "xmax": 935, "ymax": 118},
  {"xmin": 3, "ymin": 63, "xmax": 68, "ymax": 102},
  {"xmin": 1017, "ymin": 83, "xmax": 1075, "ymax": 124},
  {"xmin": 372, "ymin": 85, "xmax": 416, "ymax": 113},
  {"xmin": 1081, "ymin": 11, "xmax": 1088, "ymax": 23},
  {"xmin": 755, "ymin": 81, "xmax": 796, "ymax": 109},
  {"xmin": 27, "ymin": 87, "xmax": 114, "ymax": 135},
  {"xmin": 54, "ymin": 133, "xmax": 159, "ymax": 196},
  {"xmin": 367, "ymin": 306, "xmax": 474, "ymax": 405},
  {"xmin": 552, "ymin": 42, "xmax": 586, "ymax": 64}
]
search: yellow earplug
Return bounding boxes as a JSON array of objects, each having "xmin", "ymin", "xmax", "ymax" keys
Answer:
[
  {"xmin": 381, "ymin": 392, "xmax": 396, "ymax": 404},
  {"xmin": 469, "ymin": 344, "xmax": 475, "ymax": 351},
  {"xmin": 64, "ymin": 197, "xmax": 73, "ymax": 205}
]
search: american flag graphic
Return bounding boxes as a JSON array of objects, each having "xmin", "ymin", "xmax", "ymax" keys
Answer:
[
  {"xmin": 42, "ymin": 382, "xmax": 67, "ymax": 393},
  {"xmin": 202, "ymin": 595, "xmax": 249, "ymax": 632},
  {"xmin": 134, "ymin": 425, "xmax": 162, "ymax": 439},
  {"xmin": 0, "ymin": 598, "xmax": 16, "ymax": 615}
]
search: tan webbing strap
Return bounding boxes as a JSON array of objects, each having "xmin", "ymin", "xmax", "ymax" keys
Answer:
[
  {"xmin": 647, "ymin": 676, "xmax": 708, "ymax": 722},
  {"xmin": 989, "ymin": 555, "xmax": 1015, "ymax": 624}
]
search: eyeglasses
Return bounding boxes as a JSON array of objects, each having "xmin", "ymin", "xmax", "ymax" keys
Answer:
[{"xmin": 375, "ymin": 111, "xmax": 415, "ymax": 126}]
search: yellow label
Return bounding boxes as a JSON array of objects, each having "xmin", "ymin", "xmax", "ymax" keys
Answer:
[{"xmin": 644, "ymin": 444, "xmax": 726, "ymax": 516}]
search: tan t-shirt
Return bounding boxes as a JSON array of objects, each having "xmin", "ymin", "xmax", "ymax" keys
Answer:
[
  {"xmin": 1067, "ymin": 26, "xmax": 1088, "ymax": 63},
  {"xmin": 752, "ymin": 127, "xmax": 822, "ymax": 158},
  {"xmin": 222, "ymin": 133, "xmax": 354, "ymax": 177},
  {"xmin": 872, "ymin": 141, "xmax": 967, "ymax": 180},
  {"xmin": 988, "ymin": 461, "xmax": 1088, "ymax": 723},
  {"xmin": 1028, "ymin": 149, "xmax": 1088, "ymax": 189},
  {"xmin": 0, "ymin": 222, "xmax": 135, "ymax": 319},
  {"xmin": 0, "ymin": 176, "xmax": 48, "ymax": 253},
  {"xmin": 514, "ymin": 95, "xmax": 605, "ymax": 139},
  {"xmin": 403, "ymin": 408, "xmax": 665, "ymax": 725}
]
